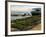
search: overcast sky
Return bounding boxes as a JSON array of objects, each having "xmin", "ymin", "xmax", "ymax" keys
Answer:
[{"xmin": 11, "ymin": 5, "xmax": 41, "ymax": 11}]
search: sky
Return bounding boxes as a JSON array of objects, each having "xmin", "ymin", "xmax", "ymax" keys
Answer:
[
  {"xmin": 11, "ymin": 5, "xmax": 41, "ymax": 15},
  {"xmin": 11, "ymin": 5, "xmax": 41, "ymax": 11}
]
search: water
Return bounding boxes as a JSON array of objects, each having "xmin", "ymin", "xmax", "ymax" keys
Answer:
[{"xmin": 11, "ymin": 16, "xmax": 31, "ymax": 20}]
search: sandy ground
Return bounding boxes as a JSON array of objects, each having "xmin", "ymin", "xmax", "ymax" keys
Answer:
[{"xmin": 31, "ymin": 24, "xmax": 41, "ymax": 30}]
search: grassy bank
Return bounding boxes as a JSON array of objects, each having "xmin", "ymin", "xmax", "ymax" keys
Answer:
[{"xmin": 11, "ymin": 15, "xmax": 41, "ymax": 31}]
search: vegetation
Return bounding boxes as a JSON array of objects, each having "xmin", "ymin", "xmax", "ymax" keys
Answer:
[{"xmin": 11, "ymin": 15, "xmax": 41, "ymax": 31}]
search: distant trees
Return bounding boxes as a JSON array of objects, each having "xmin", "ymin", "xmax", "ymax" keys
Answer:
[
  {"xmin": 33, "ymin": 8, "xmax": 41, "ymax": 11},
  {"xmin": 31, "ymin": 8, "xmax": 41, "ymax": 15}
]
